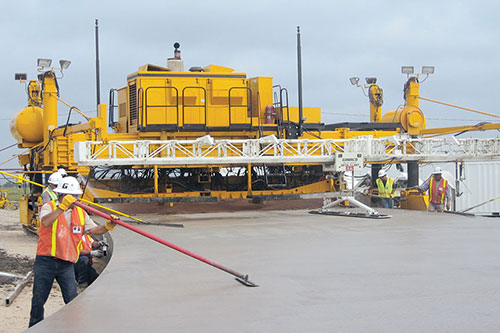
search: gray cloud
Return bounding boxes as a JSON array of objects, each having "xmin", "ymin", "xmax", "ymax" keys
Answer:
[{"xmin": 2, "ymin": 0, "xmax": 499, "ymax": 168}]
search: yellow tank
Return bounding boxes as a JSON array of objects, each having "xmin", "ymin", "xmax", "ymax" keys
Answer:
[
  {"xmin": 381, "ymin": 105, "xmax": 426, "ymax": 135},
  {"xmin": 10, "ymin": 106, "xmax": 44, "ymax": 143}
]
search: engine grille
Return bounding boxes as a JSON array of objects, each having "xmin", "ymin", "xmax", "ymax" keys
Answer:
[{"xmin": 129, "ymin": 83, "xmax": 137, "ymax": 126}]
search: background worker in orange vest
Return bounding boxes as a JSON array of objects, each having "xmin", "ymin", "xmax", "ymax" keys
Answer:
[
  {"xmin": 418, "ymin": 167, "xmax": 452, "ymax": 212},
  {"xmin": 374, "ymin": 169, "xmax": 396, "ymax": 208},
  {"xmin": 74, "ymin": 234, "xmax": 104, "ymax": 287},
  {"xmin": 29, "ymin": 176, "xmax": 116, "ymax": 328}
]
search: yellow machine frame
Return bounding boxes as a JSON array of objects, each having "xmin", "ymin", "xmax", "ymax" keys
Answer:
[{"xmin": 11, "ymin": 49, "xmax": 500, "ymax": 229}]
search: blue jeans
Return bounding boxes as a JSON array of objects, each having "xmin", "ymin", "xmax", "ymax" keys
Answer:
[
  {"xmin": 380, "ymin": 197, "xmax": 394, "ymax": 208},
  {"xmin": 74, "ymin": 255, "xmax": 99, "ymax": 285},
  {"xmin": 428, "ymin": 202, "xmax": 444, "ymax": 212},
  {"xmin": 29, "ymin": 256, "xmax": 77, "ymax": 328}
]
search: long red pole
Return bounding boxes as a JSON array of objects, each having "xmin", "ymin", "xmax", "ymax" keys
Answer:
[{"xmin": 74, "ymin": 201, "xmax": 258, "ymax": 287}]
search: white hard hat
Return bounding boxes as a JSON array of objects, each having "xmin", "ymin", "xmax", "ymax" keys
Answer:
[
  {"xmin": 48, "ymin": 172, "xmax": 63, "ymax": 185},
  {"xmin": 53, "ymin": 176, "xmax": 83, "ymax": 195},
  {"xmin": 57, "ymin": 168, "xmax": 67, "ymax": 176},
  {"xmin": 378, "ymin": 169, "xmax": 387, "ymax": 178},
  {"xmin": 432, "ymin": 167, "xmax": 443, "ymax": 174}
]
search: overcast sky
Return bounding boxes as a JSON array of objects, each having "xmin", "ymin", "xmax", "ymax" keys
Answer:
[{"xmin": 1, "ymin": 0, "xmax": 499, "ymax": 169}]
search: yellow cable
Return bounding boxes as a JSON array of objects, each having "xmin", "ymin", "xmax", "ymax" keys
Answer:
[
  {"xmin": 419, "ymin": 96, "xmax": 500, "ymax": 119},
  {"xmin": 54, "ymin": 95, "xmax": 91, "ymax": 120},
  {"xmin": 79, "ymin": 199, "xmax": 146, "ymax": 223},
  {"xmin": 0, "ymin": 143, "xmax": 43, "ymax": 167},
  {"xmin": 0, "ymin": 170, "xmax": 146, "ymax": 223}
]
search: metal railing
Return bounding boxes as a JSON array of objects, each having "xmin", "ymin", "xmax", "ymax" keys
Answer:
[{"xmin": 74, "ymin": 135, "xmax": 500, "ymax": 166}]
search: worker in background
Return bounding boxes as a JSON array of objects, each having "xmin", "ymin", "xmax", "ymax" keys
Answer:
[
  {"xmin": 29, "ymin": 176, "xmax": 116, "ymax": 328},
  {"xmin": 41, "ymin": 171, "xmax": 64, "ymax": 203},
  {"xmin": 57, "ymin": 168, "xmax": 67, "ymax": 177},
  {"xmin": 418, "ymin": 167, "xmax": 452, "ymax": 212},
  {"xmin": 375, "ymin": 169, "xmax": 395, "ymax": 208},
  {"xmin": 74, "ymin": 234, "xmax": 103, "ymax": 287}
]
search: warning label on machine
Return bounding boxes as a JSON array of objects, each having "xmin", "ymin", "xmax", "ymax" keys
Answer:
[{"xmin": 324, "ymin": 153, "xmax": 364, "ymax": 172}]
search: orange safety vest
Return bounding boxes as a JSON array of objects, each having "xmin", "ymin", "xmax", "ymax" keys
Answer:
[
  {"xmin": 429, "ymin": 177, "xmax": 448, "ymax": 204},
  {"xmin": 79, "ymin": 234, "xmax": 94, "ymax": 253},
  {"xmin": 36, "ymin": 201, "xmax": 86, "ymax": 263}
]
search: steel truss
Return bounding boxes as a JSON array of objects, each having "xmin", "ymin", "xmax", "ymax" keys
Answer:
[{"xmin": 74, "ymin": 134, "xmax": 500, "ymax": 166}]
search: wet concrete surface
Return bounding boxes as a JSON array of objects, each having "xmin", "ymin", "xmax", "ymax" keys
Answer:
[{"xmin": 29, "ymin": 209, "xmax": 500, "ymax": 332}]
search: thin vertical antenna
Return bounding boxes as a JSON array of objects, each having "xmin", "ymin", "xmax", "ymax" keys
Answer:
[
  {"xmin": 296, "ymin": 26, "xmax": 303, "ymax": 136},
  {"xmin": 95, "ymin": 19, "xmax": 101, "ymax": 108}
]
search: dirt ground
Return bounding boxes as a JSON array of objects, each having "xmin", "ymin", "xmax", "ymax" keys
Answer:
[{"xmin": 0, "ymin": 209, "xmax": 101, "ymax": 333}]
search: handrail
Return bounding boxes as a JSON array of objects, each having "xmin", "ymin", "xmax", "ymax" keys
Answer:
[
  {"xmin": 137, "ymin": 87, "xmax": 144, "ymax": 128},
  {"xmin": 143, "ymin": 86, "xmax": 179, "ymax": 129},
  {"xmin": 182, "ymin": 86, "xmax": 207, "ymax": 129},
  {"xmin": 228, "ymin": 87, "xmax": 252, "ymax": 129}
]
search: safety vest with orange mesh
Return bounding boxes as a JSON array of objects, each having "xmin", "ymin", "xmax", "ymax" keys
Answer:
[
  {"xmin": 79, "ymin": 234, "xmax": 94, "ymax": 253},
  {"xmin": 429, "ymin": 177, "xmax": 448, "ymax": 204},
  {"xmin": 36, "ymin": 201, "xmax": 86, "ymax": 263}
]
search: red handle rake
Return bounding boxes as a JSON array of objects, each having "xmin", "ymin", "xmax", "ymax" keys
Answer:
[{"xmin": 74, "ymin": 201, "xmax": 258, "ymax": 287}]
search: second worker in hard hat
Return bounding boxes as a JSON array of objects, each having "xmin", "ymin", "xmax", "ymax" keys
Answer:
[
  {"xmin": 375, "ymin": 169, "xmax": 395, "ymax": 208},
  {"xmin": 29, "ymin": 176, "xmax": 116, "ymax": 328},
  {"xmin": 418, "ymin": 167, "xmax": 452, "ymax": 212},
  {"xmin": 41, "ymin": 171, "xmax": 64, "ymax": 203}
]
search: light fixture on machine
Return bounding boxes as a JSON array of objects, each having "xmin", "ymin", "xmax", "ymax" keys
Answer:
[
  {"xmin": 348, "ymin": 76, "xmax": 378, "ymax": 89},
  {"xmin": 401, "ymin": 65, "xmax": 435, "ymax": 82},
  {"xmin": 36, "ymin": 58, "xmax": 71, "ymax": 74},
  {"xmin": 37, "ymin": 58, "xmax": 52, "ymax": 70}
]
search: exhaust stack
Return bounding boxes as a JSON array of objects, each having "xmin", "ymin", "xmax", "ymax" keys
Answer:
[{"xmin": 167, "ymin": 42, "xmax": 184, "ymax": 72}]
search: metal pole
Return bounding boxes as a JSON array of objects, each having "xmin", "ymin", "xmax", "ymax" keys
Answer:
[
  {"xmin": 154, "ymin": 165, "xmax": 158, "ymax": 195},
  {"xmin": 296, "ymin": 26, "xmax": 303, "ymax": 136},
  {"xmin": 407, "ymin": 161, "xmax": 419, "ymax": 188},
  {"xmin": 371, "ymin": 164, "xmax": 382, "ymax": 188},
  {"xmin": 95, "ymin": 19, "xmax": 101, "ymax": 108},
  {"xmin": 74, "ymin": 201, "xmax": 258, "ymax": 287}
]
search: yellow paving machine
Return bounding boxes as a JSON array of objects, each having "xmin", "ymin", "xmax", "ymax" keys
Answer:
[{"xmin": 10, "ymin": 41, "xmax": 500, "ymax": 229}]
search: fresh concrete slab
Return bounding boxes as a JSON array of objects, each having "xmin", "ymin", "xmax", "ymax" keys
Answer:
[{"xmin": 29, "ymin": 209, "xmax": 500, "ymax": 332}]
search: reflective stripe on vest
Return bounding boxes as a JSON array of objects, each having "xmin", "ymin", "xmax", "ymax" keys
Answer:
[
  {"xmin": 76, "ymin": 208, "xmax": 86, "ymax": 252},
  {"xmin": 376, "ymin": 177, "xmax": 395, "ymax": 198},
  {"xmin": 429, "ymin": 177, "xmax": 447, "ymax": 204},
  {"xmin": 51, "ymin": 215, "xmax": 58, "ymax": 257},
  {"xmin": 42, "ymin": 187, "xmax": 58, "ymax": 201},
  {"xmin": 79, "ymin": 234, "xmax": 94, "ymax": 252},
  {"xmin": 36, "ymin": 200, "xmax": 86, "ymax": 263}
]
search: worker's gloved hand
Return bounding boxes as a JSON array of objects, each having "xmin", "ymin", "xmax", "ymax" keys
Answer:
[
  {"xmin": 98, "ymin": 240, "xmax": 109, "ymax": 247},
  {"xmin": 105, "ymin": 219, "xmax": 116, "ymax": 231},
  {"xmin": 90, "ymin": 249, "xmax": 104, "ymax": 258},
  {"xmin": 58, "ymin": 195, "xmax": 76, "ymax": 211}
]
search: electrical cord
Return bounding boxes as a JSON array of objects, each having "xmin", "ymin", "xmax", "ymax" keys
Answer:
[{"xmin": 0, "ymin": 143, "xmax": 17, "ymax": 152}]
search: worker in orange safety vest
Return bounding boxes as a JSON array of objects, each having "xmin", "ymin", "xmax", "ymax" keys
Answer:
[
  {"xmin": 74, "ymin": 234, "xmax": 103, "ymax": 287},
  {"xmin": 29, "ymin": 176, "xmax": 117, "ymax": 328},
  {"xmin": 418, "ymin": 167, "xmax": 452, "ymax": 212}
]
